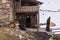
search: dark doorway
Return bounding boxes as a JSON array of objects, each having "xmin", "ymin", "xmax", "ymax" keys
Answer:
[
  {"xmin": 26, "ymin": 15, "xmax": 31, "ymax": 28},
  {"xmin": 15, "ymin": 0, "xmax": 20, "ymax": 2}
]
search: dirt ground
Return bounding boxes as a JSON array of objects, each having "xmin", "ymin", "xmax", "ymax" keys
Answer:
[
  {"xmin": 0, "ymin": 27, "xmax": 51, "ymax": 40},
  {"xmin": 0, "ymin": 27, "xmax": 20, "ymax": 40}
]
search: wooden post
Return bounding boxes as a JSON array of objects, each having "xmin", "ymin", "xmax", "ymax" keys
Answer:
[
  {"xmin": 37, "ymin": 3, "xmax": 40, "ymax": 31},
  {"xmin": 37, "ymin": 13, "xmax": 40, "ymax": 31},
  {"xmin": 20, "ymin": 0, "xmax": 21, "ymax": 6}
]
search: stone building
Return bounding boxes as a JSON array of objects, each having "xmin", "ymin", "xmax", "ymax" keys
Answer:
[
  {"xmin": 0, "ymin": 0, "xmax": 14, "ymax": 25},
  {"xmin": 0, "ymin": 0, "xmax": 42, "ymax": 28}
]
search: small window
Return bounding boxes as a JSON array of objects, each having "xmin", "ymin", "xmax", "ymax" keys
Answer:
[{"xmin": 15, "ymin": 0, "xmax": 20, "ymax": 2}]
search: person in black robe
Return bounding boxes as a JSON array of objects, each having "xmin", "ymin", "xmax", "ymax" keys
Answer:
[{"xmin": 46, "ymin": 17, "xmax": 51, "ymax": 32}]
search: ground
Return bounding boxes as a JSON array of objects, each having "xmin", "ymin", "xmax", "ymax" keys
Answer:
[
  {"xmin": 0, "ymin": 26, "xmax": 52, "ymax": 40},
  {"xmin": 0, "ymin": 27, "xmax": 19, "ymax": 40},
  {"xmin": 53, "ymin": 35, "xmax": 60, "ymax": 40}
]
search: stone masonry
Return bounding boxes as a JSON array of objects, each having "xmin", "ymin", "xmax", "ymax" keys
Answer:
[{"xmin": 0, "ymin": 0, "xmax": 14, "ymax": 26}]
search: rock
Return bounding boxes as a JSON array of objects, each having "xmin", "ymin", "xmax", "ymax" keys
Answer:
[{"xmin": 0, "ymin": 0, "xmax": 14, "ymax": 25}]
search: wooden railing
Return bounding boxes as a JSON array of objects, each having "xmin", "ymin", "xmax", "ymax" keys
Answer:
[
  {"xmin": 15, "ymin": 2, "xmax": 39, "ymax": 13},
  {"xmin": 52, "ymin": 28, "xmax": 60, "ymax": 34}
]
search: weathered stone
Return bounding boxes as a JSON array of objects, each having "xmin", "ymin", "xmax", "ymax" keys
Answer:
[{"xmin": 0, "ymin": 0, "xmax": 14, "ymax": 25}]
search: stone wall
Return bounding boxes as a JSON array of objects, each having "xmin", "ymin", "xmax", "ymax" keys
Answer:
[{"xmin": 0, "ymin": 0, "xmax": 14, "ymax": 26}]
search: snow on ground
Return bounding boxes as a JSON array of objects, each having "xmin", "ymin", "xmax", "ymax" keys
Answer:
[
  {"xmin": 39, "ymin": 11, "xmax": 60, "ymax": 34},
  {"xmin": 39, "ymin": 12, "xmax": 60, "ymax": 28},
  {"xmin": 37, "ymin": 0, "xmax": 60, "ymax": 34}
]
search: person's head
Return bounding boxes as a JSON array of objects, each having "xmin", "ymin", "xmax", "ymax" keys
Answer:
[{"xmin": 49, "ymin": 17, "xmax": 51, "ymax": 19}]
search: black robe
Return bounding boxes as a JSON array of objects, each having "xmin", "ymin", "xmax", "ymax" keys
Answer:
[{"xmin": 46, "ymin": 17, "xmax": 51, "ymax": 32}]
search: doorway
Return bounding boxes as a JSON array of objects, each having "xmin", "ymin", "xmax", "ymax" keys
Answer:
[
  {"xmin": 26, "ymin": 15, "xmax": 31, "ymax": 28},
  {"xmin": 15, "ymin": 13, "xmax": 32, "ymax": 28}
]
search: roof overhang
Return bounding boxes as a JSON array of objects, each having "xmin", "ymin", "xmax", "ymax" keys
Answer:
[
  {"xmin": 32, "ymin": 1, "xmax": 43, "ymax": 5},
  {"xmin": 29, "ymin": 0, "xmax": 43, "ymax": 5}
]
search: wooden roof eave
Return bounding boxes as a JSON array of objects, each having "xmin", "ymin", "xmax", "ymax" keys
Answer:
[{"xmin": 30, "ymin": 1, "xmax": 43, "ymax": 5}]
